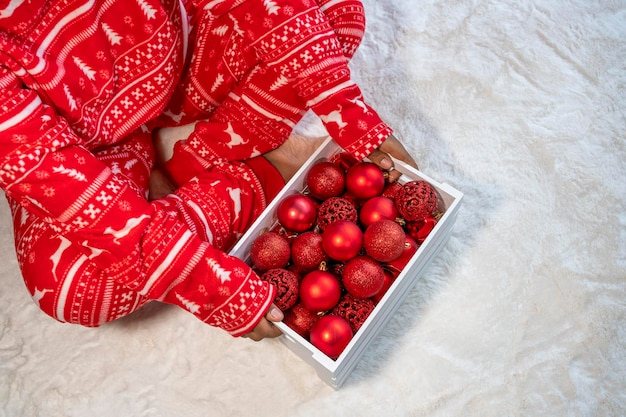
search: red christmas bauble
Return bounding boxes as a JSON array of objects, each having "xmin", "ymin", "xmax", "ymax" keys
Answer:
[
  {"xmin": 299, "ymin": 270, "xmax": 342, "ymax": 313},
  {"xmin": 250, "ymin": 232, "xmax": 291, "ymax": 271},
  {"xmin": 394, "ymin": 180, "xmax": 438, "ymax": 222},
  {"xmin": 306, "ymin": 161, "xmax": 346, "ymax": 200},
  {"xmin": 406, "ymin": 216, "xmax": 438, "ymax": 244},
  {"xmin": 345, "ymin": 162, "xmax": 385, "ymax": 200},
  {"xmin": 381, "ymin": 181, "xmax": 403, "ymax": 201},
  {"xmin": 309, "ymin": 315, "xmax": 353, "ymax": 359},
  {"xmin": 371, "ymin": 269, "xmax": 396, "ymax": 304},
  {"xmin": 291, "ymin": 231, "xmax": 328, "ymax": 271},
  {"xmin": 329, "ymin": 152, "xmax": 359, "ymax": 172},
  {"xmin": 342, "ymin": 255, "xmax": 385, "ymax": 298},
  {"xmin": 321, "ymin": 220, "xmax": 363, "ymax": 262},
  {"xmin": 260, "ymin": 268, "xmax": 299, "ymax": 311},
  {"xmin": 283, "ymin": 303, "xmax": 319, "ymax": 338},
  {"xmin": 359, "ymin": 196, "xmax": 399, "ymax": 227},
  {"xmin": 363, "ymin": 219, "xmax": 406, "ymax": 262},
  {"xmin": 332, "ymin": 293, "xmax": 376, "ymax": 333},
  {"xmin": 316, "ymin": 197, "xmax": 358, "ymax": 231},
  {"xmin": 277, "ymin": 193, "xmax": 317, "ymax": 232},
  {"xmin": 386, "ymin": 235, "xmax": 418, "ymax": 276}
]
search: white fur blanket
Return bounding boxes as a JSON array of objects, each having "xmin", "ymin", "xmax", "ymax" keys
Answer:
[{"xmin": 1, "ymin": 0, "xmax": 624, "ymax": 416}]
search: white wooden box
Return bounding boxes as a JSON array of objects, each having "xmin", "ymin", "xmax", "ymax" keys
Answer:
[{"xmin": 230, "ymin": 138, "xmax": 463, "ymax": 389}]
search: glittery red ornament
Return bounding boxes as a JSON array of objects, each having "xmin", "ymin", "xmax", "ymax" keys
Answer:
[
  {"xmin": 386, "ymin": 235, "xmax": 418, "ymax": 276},
  {"xmin": 299, "ymin": 270, "xmax": 342, "ymax": 313},
  {"xmin": 363, "ymin": 219, "xmax": 406, "ymax": 262},
  {"xmin": 381, "ymin": 181, "xmax": 403, "ymax": 201},
  {"xmin": 316, "ymin": 197, "xmax": 358, "ymax": 231},
  {"xmin": 332, "ymin": 293, "xmax": 376, "ymax": 333},
  {"xmin": 394, "ymin": 180, "xmax": 438, "ymax": 222},
  {"xmin": 250, "ymin": 232, "xmax": 291, "ymax": 271},
  {"xmin": 342, "ymin": 255, "xmax": 385, "ymax": 298},
  {"xmin": 371, "ymin": 270, "xmax": 396, "ymax": 304},
  {"xmin": 306, "ymin": 161, "xmax": 346, "ymax": 200},
  {"xmin": 276, "ymin": 193, "xmax": 317, "ymax": 232},
  {"xmin": 283, "ymin": 303, "xmax": 319, "ymax": 338},
  {"xmin": 309, "ymin": 315, "xmax": 353, "ymax": 359},
  {"xmin": 359, "ymin": 196, "xmax": 399, "ymax": 227},
  {"xmin": 261, "ymin": 268, "xmax": 299, "ymax": 311},
  {"xmin": 321, "ymin": 220, "xmax": 363, "ymax": 262},
  {"xmin": 291, "ymin": 231, "xmax": 328, "ymax": 271},
  {"xmin": 345, "ymin": 162, "xmax": 385, "ymax": 200},
  {"xmin": 406, "ymin": 216, "xmax": 438, "ymax": 244}
]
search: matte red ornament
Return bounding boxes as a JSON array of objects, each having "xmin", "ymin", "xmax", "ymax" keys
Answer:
[
  {"xmin": 394, "ymin": 180, "xmax": 438, "ymax": 222},
  {"xmin": 321, "ymin": 220, "xmax": 363, "ymax": 262},
  {"xmin": 309, "ymin": 315, "xmax": 353, "ymax": 359},
  {"xmin": 299, "ymin": 270, "xmax": 342, "ymax": 313},
  {"xmin": 306, "ymin": 161, "xmax": 346, "ymax": 200},
  {"xmin": 332, "ymin": 293, "xmax": 376, "ymax": 333},
  {"xmin": 283, "ymin": 303, "xmax": 319, "ymax": 338},
  {"xmin": 371, "ymin": 269, "xmax": 396, "ymax": 304},
  {"xmin": 250, "ymin": 232, "xmax": 291, "ymax": 271},
  {"xmin": 363, "ymin": 219, "xmax": 406, "ymax": 262},
  {"xmin": 359, "ymin": 196, "xmax": 399, "ymax": 227},
  {"xmin": 316, "ymin": 197, "xmax": 358, "ymax": 231},
  {"xmin": 342, "ymin": 255, "xmax": 385, "ymax": 298},
  {"xmin": 291, "ymin": 231, "xmax": 328, "ymax": 271},
  {"xmin": 260, "ymin": 268, "xmax": 299, "ymax": 311},
  {"xmin": 406, "ymin": 216, "xmax": 438, "ymax": 244},
  {"xmin": 386, "ymin": 235, "xmax": 418, "ymax": 276},
  {"xmin": 277, "ymin": 193, "xmax": 317, "ymax": 232},
  {"xmin": 345, "ymin": 162, "xmax": 385, "ymax": 200}
]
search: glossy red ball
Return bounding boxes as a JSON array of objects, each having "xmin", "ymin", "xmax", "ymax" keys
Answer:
[
  {"xmin": 321, "ymin": 220, "xmax": 363, "ymax": 262},
  {"xmin": 385, "ymin": 235, "xmax": 418, "ymax": 276},
  {"xmin": 306, "ymin": 161, "xmax": 346, "ymax": 200},
  {"xmin": 359, "ymin": 196, "xmax": 399, "ymax": 227},
  {"xmin": 345, "ymin": 162, "xmax": 385, "ymax": 200},
  {"xmin": 371, "ymin": 269, "xmax": 396, "ymax": 304},
  {"xmin": 276, "ymin": 193, "xmax": 317, "ymax": 232},
  {"xmin": 406, "ymin": 216, "xmax": 438, "ymax": 244},
  {"xmin": 299, "ymin": 270, "xmax": 342, "ymax": 313},
  {"xmin": 309, "ymin": 315, "xmax": 353, "ymax": 359}
]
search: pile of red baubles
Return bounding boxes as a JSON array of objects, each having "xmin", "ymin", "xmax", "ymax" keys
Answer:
[{"xmin": 249, "ymin": 153, "xmax": 441, "ymax": 359}]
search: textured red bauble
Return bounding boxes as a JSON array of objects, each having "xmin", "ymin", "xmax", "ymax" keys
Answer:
[
  {"xmin": 386, "ymin": 235, "xmax": 418, "ymax": 276},
  {"xmin": 309, "ymin": 315, "xmax": 353, "ymax": 359},
  {"xmin": 321, "ymin": 220, "xmax": 363, "ymax": 262},
  {"xmin": 316, "ymin": 197, "xmax": 358, "ymax": 231},
  {"xmin": 260, "ymin": 268, "xmax": 299, "ymax": 311},
  {"xmin": 406, "ymin": 216, "xmax": 438, "ymax": 244},
  {"xmin": 394, "ymin": 180, "xmax": 438, "ymax": 222},
  {"xmin": 291, "ymin": 231, "xmax": 328, "ymax": 271},
  {"xmin": 363, "ymin": 219, "xmax": 406, "ymax": 262},
  {"xmin": 306, "ymin": 161, "xmax": 346, "ymax": 200},
  {"xmin": 345, "ymin": 162, "xmax": 385, "ymax": 200},
  {"xmin": 381, "ymin": 181, "xmax": 403, "ymax": 201},
  {"xmin": 342, "ymin": 255, "xmax": 385, "ymax": 298},
  {"xmin": 299, "ymin": 270, "xmax": 342, "ymax": 313},
  {"xmin": 359, "ymin": 196, "xmax": 399, "ymax": 227},
  {"xmin": 332, "ymin": 293, "xmax": 376, "ymax": 333},
  {"xmin": 276, "ymin": 193, "xmax": 317, "ymax": 232},
  {"xmin": 283, "ymin": 303, "xmax": 319, "ymax": 338},
  {"xmin": 249, "ymin": 232, "xmax": 291, "ymax": 271},
  {"xmin": 371, "ymin": 269, "xmax": 396, "ymax": 304}
]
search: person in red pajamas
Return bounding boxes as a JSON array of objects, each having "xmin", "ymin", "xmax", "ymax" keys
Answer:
[{"xmin": 0, "ymin": 0, "xmax": 417, "ymax": 341}]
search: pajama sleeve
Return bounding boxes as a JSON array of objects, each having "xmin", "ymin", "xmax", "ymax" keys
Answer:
[
  {"xmin": 0, "ymin": 68, "xmax": 274, "ymax": 336},
  {"xmin": 245, "ymin": 0, "xmax": 394, "ymax": 161}
]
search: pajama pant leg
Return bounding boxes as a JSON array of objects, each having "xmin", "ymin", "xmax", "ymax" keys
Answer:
[{"xmin": 10, "ymin": 132, "xmax": 262, "ymax": 326}]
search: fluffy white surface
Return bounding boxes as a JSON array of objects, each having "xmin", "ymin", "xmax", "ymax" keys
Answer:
[{"xmin": 1, "ymin": 0, "xmax": 625, "ymax": 416}]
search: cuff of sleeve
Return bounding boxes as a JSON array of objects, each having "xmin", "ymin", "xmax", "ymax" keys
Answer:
[
  {"xmin": 164, "ymin": 141, "xmax": 208, "ymax": 186},
  {"xmin": 243, "ymin": 156, "xmax": 285, "ymax": 203}
]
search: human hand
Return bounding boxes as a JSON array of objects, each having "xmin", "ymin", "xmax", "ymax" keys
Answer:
[
  {"xmin": 264, "ymin": 134, "xmax": 328, "ymax": 182},
  {"xmin": 153, "ymin": 122, "xmax": 199, "ymax": 166},
  {"xmin": 243, "ymin": 304, "xmax": 284, "ymax": 341},
  {"xmin": 365, "ymin": 133, "xmax": 419, "ymax": 182}
]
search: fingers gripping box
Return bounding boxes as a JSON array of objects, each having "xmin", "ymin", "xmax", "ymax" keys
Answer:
[{"xmin": 229, "ymin": 138, "xmax": 463, "ymax": 389}]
